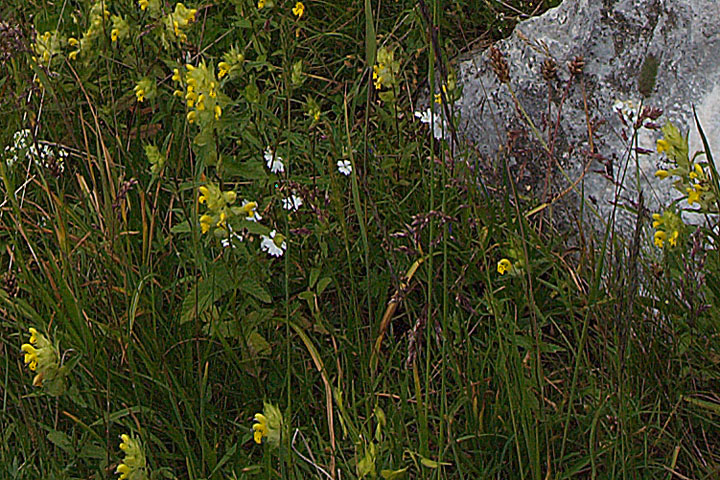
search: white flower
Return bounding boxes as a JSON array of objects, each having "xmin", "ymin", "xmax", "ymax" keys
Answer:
[
  {"xmin": 221, "ymin": 225, "xmax": 244, "ymax": 248},
  {"xmin": 282, "ymin": 194, "xmax": 303, "ymax": 211},
  {"xmin": 264, "ymin": 147, "xmax": 284, "ymax": 174},
  {"xmin": 242, "ymin": 199, "xmax": 262, "ymax": 222},
  {"xmin": 414, "ymin": 108, "xmax": 446, "ymax": 140},
  {"xmin": 337, "ymin": 160, "xmax": 352, "ymax": 176},
  {"xmin": 260, "ymin": 230, "xmax": 286, "ymax": 257}
]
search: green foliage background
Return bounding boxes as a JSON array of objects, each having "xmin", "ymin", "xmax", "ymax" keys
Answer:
[{"xmin": 1, "ymin": 0, "xmax": 719, "ymax": 479}]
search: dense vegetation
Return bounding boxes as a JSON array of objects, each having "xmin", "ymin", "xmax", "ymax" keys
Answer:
[{"xmin": 1, "ymin": 0, "xmax": 718, "ymax": 478}]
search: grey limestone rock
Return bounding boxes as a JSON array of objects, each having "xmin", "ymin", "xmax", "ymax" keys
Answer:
[{"xmin": 456, "ymin": 0, "xmax": 720, "ymax": 229}]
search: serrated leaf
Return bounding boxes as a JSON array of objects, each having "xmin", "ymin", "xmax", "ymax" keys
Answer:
[
  {"xmin": 180, "ymin": 266, "xmax": 234, "ymax": 324},
  {"xmin": 246, "ymin": 331, "xmax": 271, "ymax": 357},
  {"xmin": 47, "ymin": 430, "xmax": 74, "ymax": 454},
  {"xmin": 170, "ymin": 220, "xmax": 191, "ymax": 234},
  {"xmin": 239, "ymin": 277, "xmax": 272, "ymax": 303}
]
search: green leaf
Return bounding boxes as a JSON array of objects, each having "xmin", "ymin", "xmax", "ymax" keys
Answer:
[
  {"xmin": 381, "ymin": 468, "xmax": 408, "ymax": 479},
  {"xmin": 180, "ymin": 266, "xmax": 234, "ymax": 324},
  {"xmin": 239, "ymin": 277, "xmax": 272, "ymax": 303},
  {"xmin": 364, "ymin": 0, "xmax": 376, "ymax": 69},
  {"xmin": 47, "ymin": 430, "xmax": 74, "ymax": 454},
  {"xmin": 316, "ymin": 277, "xmax": 332, "ymax": 295},
  {"xmin": 419, "ymin": 455, "xmax": 451, "ymax": 469}
]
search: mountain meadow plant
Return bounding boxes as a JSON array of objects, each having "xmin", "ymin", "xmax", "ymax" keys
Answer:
[{"xmin": 1, "ymin": 0, "xmax": 719, "ymax": 478}]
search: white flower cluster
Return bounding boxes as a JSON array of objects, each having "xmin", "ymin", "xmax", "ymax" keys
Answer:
[
  {"xmin": 3, "ymin": 129, "xmax": 67, "ymax": 171},
  {"xmin": 612, "ymin": 99, "xmax": 653, "ymax": 129},
  {"xmin": 264, "ymin": 147, "xmax": 284, "ymax": 174}
]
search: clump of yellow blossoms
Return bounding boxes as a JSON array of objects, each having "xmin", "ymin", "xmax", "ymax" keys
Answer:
[
  {"xmin": 198, "ymin": 182, "xmax": 260, "ymax": 238},
  {"xmin": 68, "ymin": 1, "xmax": 111, "ymax": 60},
  {"xmin": 134, "ymin": 77, "xmax": 157, "ymax": 103},
  {"xmin": 20, "ymin": 327, "xmax": 60, "ymax": 388},
  {"xmin": 110, "ymin": 15, "xmax": 130, "ymax": 43},
  {"xmin": 372, "ymin": 46, "xmax": 401, "ymax": 102},
  {"xmin": 173, "ymin": 62, "xmax": 225, "ymax": 125},
  {"xmin": 116, "ymin": 433, "xmax": 149, "ymax": 480},
  {"xmin": 654, "ymin": 121, "xmax": 716, "ymax": 211},
  {"xmin": 32, "ymin": 30, "xmax": 63, "ymax": 66},
  {"xmin": 252, "ymin": 402, "xmax": 283, "ymax": 445},
  {"xmin": 138, "ymin": 0, "xmax": 161, "ymax": 14},
  {"xmin": 652, "ymin": 209, "xmax": 684, "ymax": 249},
  {"xmin": 162, "ymin": 2, "xmax": 197, "ymax": 43},
  {"xmin": 217, "ymin": 46, "xmax": 245, "ymax": 80}
]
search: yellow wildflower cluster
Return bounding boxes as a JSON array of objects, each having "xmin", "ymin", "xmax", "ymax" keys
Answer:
[
  {"xmin": 20, "ymin": 327, "xmax": 60, "ymax": 387},
  {"xmin": 252, "ymin": 402, "xmax": 283, "ymax": 445},
  {"xmin": 138, "ymin": 0, "xmax": 161, "ymax": 15},
  {"xmin": 652, "ymin": 210, "xmax": 683, "ymax": 249},
  {"xmin": 162, "ymin": 3, "xmax": 197, "ymax": 43},
  {"xmin": 372, "ymin": 46, "xmax": 401, "ymax": 103},
  {"xmin": 173, "ymin": 62, "xmax": 225, "ymax": 124},
  {"xmin": 654, "ymin": 121, "xmax": 716, "ymax": 211},
  {"xmin": 198, "ymin": 182, "xmax": 260, "ymax": 238},
  {"xmin": 68, "ymin": 1, "xmax": 111, "ymax": 60},
  {"xmin": 134, "ymin": 77, "xmax": 156, "ymax": 103},
  {"xmin": 116, "ymin": 434, "xmax": 149, "ymax": 480},
  {"xmin": 110, "ymin": 15, "xmax": 130, "ymax": 43},
  {"xmin": 31, "ymin": 30, "xmax": 64, "ymax": 66},
  {"xmin": 372, "ymin": 46, "xmax": 400, "ymax": 91},
  {"xmin": 217, "ymin": 46, "xmax": 245, "ymax": 80}
]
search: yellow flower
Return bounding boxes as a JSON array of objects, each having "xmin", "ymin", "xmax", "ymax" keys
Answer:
[
  {"xmin": 216, "ymin": 211, "xmax": 227, "ymax": 228},
  {"xmin": 292, "ymin": 1, "xmax": 305, "ymax": 18},
  {"xmin": 657, "ymin": 138, "xmax": 670, "ymax": 154},
  {"xmin": 214, "ymin": 104, "xmax": 222, "ymax": 120},
  {"xmin": 434, "ymin": 93, "xmax": 442, "ymax": 104},
  {"xmin": 69, "ymin": 50, "xmax": 79, "ymax": 60},
  {"xmin": 652, "ymin": 213, "xmax": 663, "ymax": 229},
  {"xmin": 198, "ymin": 186, "xmax": 210, "ymax": 204},
  {"xmin": 200, "ymin": 214, "xmax": 213, "ymax": 234},
  {"xmin": 187, "ymin": 111, "xmax": 196, "ymax": 123},
  {"xmin": 668, "ymin": 230, "xmax": 679, "ymax": 247},
  {"xmin": 139, "ymin": 0, "xmax": 149, "ymax": 10},
  {"xmin": 687, "ymin": 185, "xmax": 701, "ymax": 205},
  {"xmin": 134, "ymin": 88, "xmax": 145, "ymax": 102},
  {"xmin": 116, "ymin": 433, "xmax": 147, "ymax": 480},
  {"xmin": 497, "ymin": 258, "xmax": 512, "ymax": 275},
  {"xmin": 172, "ymin": 68, "xmax": 181, "ymax": 82},
  {"xmin": 654, "ymin": 169, "xmax": 669, "ymax": 179},
  {"xmin": 218, "ymin": 61, "xmax": 230, "ymax": 79},
  {"xmin": 258, "ymin": 0, "xmax": 265, "ymax": 8},
  {"xmin": 68, "ymin": 37, "xmax": 79, "ymax": 47},
  {"xmin": 654, "ymin": 230, "xmax": 666, "ymax": 248},
  {"xmin": 21, "ymin": 344, "xmax": 39, "ymax": 371},
  {"xmin": 253, "ymin": 413, "xmax": 268, "ymax": 444}
]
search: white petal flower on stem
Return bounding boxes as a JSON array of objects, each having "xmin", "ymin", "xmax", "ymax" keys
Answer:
[
  {"xmin": 414, "ymin": 108, "xmax": 446, "ymax": 140},
  {"xmin": 242, "ymin": 199, "xmax": 262, "ymax": 222},
  {"xmin": 260, "ymin": 230, "xmax": 286, "ymax": 257},
  {"xmin": 337, "ymin": 160, "xmax": 352, "ymax": 176},
  {"xmin": 221, "ymin": 226, "xmax": 244, "ymax": 248},
  {"xmin": 264, "ymin": 147, "xmax": 284, "ymax": 174},
  {"xmin": 282, "ymin": 194, "xmax": 303, "ymax": 211}
]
